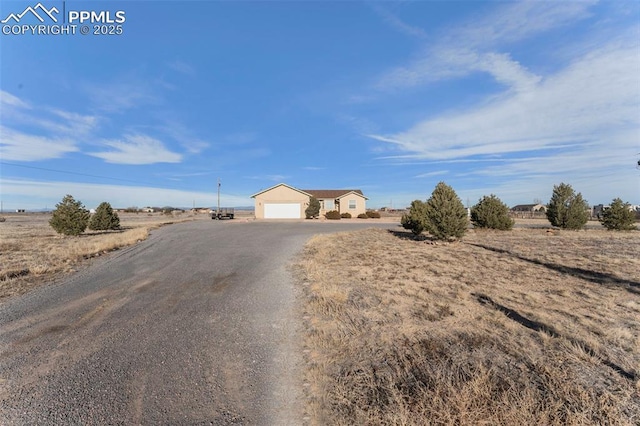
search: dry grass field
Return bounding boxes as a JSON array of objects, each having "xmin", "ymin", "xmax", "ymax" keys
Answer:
[
  {"xmin": 295, "ymin": 225, "xmax": 640, "ymax": 425},
  {"xmin": 0, "ymin": 212, "xmax": 208, "ymax": 300}
]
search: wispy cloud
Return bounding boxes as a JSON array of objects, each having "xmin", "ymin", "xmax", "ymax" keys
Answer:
[
  {"xmin": 167, "ymin": 60, "xmax": 196, "ymax": 76},
  {"xmin": 453, "ymin": 1, "xmax": 596, "ymax": 48},
  {"xmin": 85, "ymin": 79, "xmax": 157, "ymax": 113},
  {"xmin": 372, "ymin": 4, "xmax": 428, "ymax": 39},
  {"xmin": 375, "ymin": 2, "xmax": 594, "ymax": 92},
  {"xmin": 414, "ymin": 170, "xmax": 448, "ymax": 178},
  {"xmin": 43, "ymin": 109, "xmax": 99, "ymax": 135},
  {"xmin": 246, "ymin": 174, "xmax": 289, "ymax": 182},
  {"xmin": 370, "ymin": 41, "xmax": 639, "ymax": 162},
  {"xmin": 0, "ymin": 91, "xmax": 97, "ymax": 161},
  {"xmin": 0, "ymin": 90, "xmax": 31, "ymax": 109},
  {"xmin": 376, "ymin": 48, "xmax": 542, "ymax": 93},
  {"xmin": 90, "ymin": 134, "xmax": 182, "ymax": 165},
  {"xmin": 0, "ymin": 126, "xmax": 78, "ymax": 161},
  {"xmin": 0, "ymin": 90, "xmax": 199, "ymax": 166},
  {"xmin": 160, "ymin": 121, "xmax": 210, "ymax": 154}
]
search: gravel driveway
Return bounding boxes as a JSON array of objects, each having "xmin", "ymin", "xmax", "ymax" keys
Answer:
[{"xmin": 0, "ymin": 220, "xmax": 396, "ymax": 425}]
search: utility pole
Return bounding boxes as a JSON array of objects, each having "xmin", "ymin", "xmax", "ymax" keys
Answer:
[{"xmin": 217, "ymin": 178, "xmax": 221, "ymax": 216}]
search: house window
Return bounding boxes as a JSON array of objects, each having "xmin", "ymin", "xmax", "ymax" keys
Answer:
[
  {"xmin": 325, "ymin": 200, "xmax": 334, "ymax": 210},
  {"xmin": 348, "ymin": 199, "xmax": 356, "ymax": 209}
]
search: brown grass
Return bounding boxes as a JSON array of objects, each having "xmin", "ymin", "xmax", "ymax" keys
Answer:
[
  {"xmin": 295, "ymin": 226, "xmax": 640, "ymax": 425},
  {"xmin": 0, "ymin": 212, "xmax": 206, "ymax": 300}
]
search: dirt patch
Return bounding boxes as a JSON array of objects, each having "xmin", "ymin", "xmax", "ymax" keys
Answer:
[{"xmin": 295, "ymin": 227, "xmax": 640, "ymax": 425}]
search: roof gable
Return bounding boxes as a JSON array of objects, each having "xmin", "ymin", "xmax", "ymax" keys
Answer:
[{"xmin": 250, "ymin": 183, "xmax": 311, "ymax": 198}]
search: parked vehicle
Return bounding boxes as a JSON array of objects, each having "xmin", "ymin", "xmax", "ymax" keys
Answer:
[{"xmin": 211, "ymin": 208, "xmax": 234, "ymax": 220}]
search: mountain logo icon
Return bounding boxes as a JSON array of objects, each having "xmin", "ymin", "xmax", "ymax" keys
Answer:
[{"xmin": 1, "ymin": 2, "xmax": 59, "ymax": 24}]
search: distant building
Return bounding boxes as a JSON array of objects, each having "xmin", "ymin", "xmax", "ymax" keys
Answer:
[
  {"xmin": 511, "ymin": 203, "xmax": 546, "ymax": 218},
  {"xmin": 592, "ymin": 204, "xmax": 609, "ymax": 218},
  {"xmin": 592, "ymin": 203, "xmax": 638, "ymax": 218},
  {"xmin": 511, "ymin": 203, "xmax": 546, "ymax": 213}
]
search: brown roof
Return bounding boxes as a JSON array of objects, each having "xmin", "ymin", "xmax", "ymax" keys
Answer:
[{"xmin": 303, "ymin": 189, "xmax": 364, "ymax": 199}]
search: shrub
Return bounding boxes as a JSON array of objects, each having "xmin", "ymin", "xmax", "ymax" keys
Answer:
[
  {"xmin": 340, "ymin": 212, "xmax": 352, "ymax": 219},
  {"xmin": 89, "ymin": 202, "xmax": 120, "ymax": 231},
  {"xmin": 306, "ymin": 196, "xmax": 320, "ymax": 219},
  {"xmin": 424, "ymin": 182, "xmax": 468, "ymax": 240},
  {"xmin": 49, "ymin": 194, "xmax": 90, "ymax": 236},
  {"xmin": 0, "ymin": 216, "xmax": 6, "ymax": 223},
  {"xmin": 357, "ymin": 213, "xmax": 368, "ymax": 219},
  {"xmin": 546, "ymin": 183, "xmax": 589, "ymax": 230},
  {"xmin": 470, "ymin": 195, "xmax": 514, "ymax": 230},
  {"xmin": 325, "ymin": 210, "xmax": 341, "ymax": 220},
  {"xmin": 401, "ymin": 200, "xmax": 428, "ymax": 235},
  {"xmin": 366, "ymin": 210, "xmax": 381, "ymax": 219},
  {"xmin": 599, "ymin": 198, "xmax": 637, "ymax": 231}
]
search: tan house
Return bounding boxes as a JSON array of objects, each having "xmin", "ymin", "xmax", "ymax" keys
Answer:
[
  {"xmin": 511, "ymin": 203, "xmax": 546, "ymax": 213},
  {"xmin": 251, "ymin": 183, "xmax": 368, "ymax": 219},
  {"xmin": 511, "ymin": 203, "xmax": 547, "ymax": 219}
]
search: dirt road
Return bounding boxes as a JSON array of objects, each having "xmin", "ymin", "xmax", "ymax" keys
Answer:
[{"xmin": 0, "ymin": 220, "xmax": 396, "ymax": 425}]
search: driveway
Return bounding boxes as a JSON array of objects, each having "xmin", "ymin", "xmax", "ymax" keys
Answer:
[{"xmin": 0, "ymin": 220, "xmax": 396, "ymax": 425}]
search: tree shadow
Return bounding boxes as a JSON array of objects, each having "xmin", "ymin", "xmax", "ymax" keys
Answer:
[
  {"xmin": 387, "ymin": 229, "xmax": 433, "ymax": 242},
  {"xmin": 466, "ymin": 242, "xmax": 640, "ymax": 295},
  {"xmin": 81, "ymin": 228, "xmax": 126, "ymax": 237},
  {"xmin": 473, "ymin": 292, "xmax": 637, "ymax": 381}
]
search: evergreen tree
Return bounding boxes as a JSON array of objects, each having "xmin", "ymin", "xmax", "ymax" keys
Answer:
[
  {"xmin": 471, "ymin": 194, "xmax": 514, "ymax": 230},
  {"xmin": 49, "ymin": 194, "xmax": 90, "ymax": 236},
  {"xmin": 305, "ymin": 196, "xmax": 320, "ymax": 219},
  {"xmin": 401, "ymin": 200, "xmax": 428, "ymax": 235},
  {"xmin": 546, "ymin": 183, "xmax": 589, "ymax": 230},
  {"xmin": 89, "ymin": 202, "xmax": 120, "ymax": 231},
  {"xmin": 599, "ymin": 198, "xmax": 637, "ymax": 231},
  {"xmin": 424, "ymin": 182, "xmax": 468, "ymax": 240}
]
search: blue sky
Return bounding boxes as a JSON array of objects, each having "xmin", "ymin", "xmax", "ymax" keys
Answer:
[{"xmin": 1, "ymin": 0, "xmax": 639, "ymax": 210}]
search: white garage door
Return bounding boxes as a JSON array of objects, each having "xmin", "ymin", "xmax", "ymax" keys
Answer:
[{"xmin": 264, "ymin": 203, "xmax": 301, "ymax": 219}]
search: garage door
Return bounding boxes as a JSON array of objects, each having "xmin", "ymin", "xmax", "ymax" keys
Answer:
[{"xmin": 264, "ymin": 203, "xmax": 301, "ymax": 219}]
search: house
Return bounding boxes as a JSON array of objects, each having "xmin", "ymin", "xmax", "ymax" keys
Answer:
[
  {"xmin": 511, "ymin": 203, "xmax": 546, "ymax": 213},
  {"xmin": 511, "ymin": 203, "xmax": 546, "ymax": 218},
  {"xmin": 251, "ymin": 183, "xmax": 368, "ymax": 219}
]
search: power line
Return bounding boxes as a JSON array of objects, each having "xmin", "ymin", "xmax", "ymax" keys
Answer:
[{"xmin": 0, "ymin": 161, "xmax": 158, "ymax": 186}]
